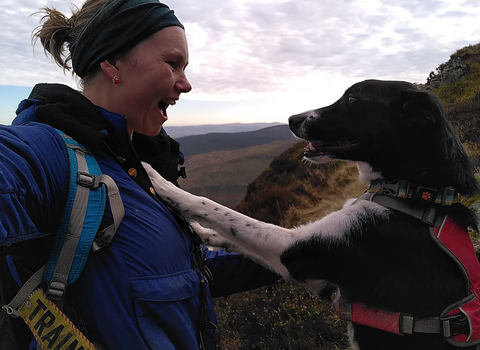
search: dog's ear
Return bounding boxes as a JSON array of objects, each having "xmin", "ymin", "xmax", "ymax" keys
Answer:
[{"xmin": 400, "ymin": 91, "xmax": 444, "ymax": 128}]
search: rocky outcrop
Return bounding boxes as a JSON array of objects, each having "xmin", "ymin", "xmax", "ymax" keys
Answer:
[{"xmin": 426, "ymin": 56, "xmax": 468, "ymax": 90}]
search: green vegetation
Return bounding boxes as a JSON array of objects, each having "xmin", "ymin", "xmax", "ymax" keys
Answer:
[
  {"xmin": 212, "ymin": 42, "xmax": 480, "ymax": 349},
  {"xmin": 428, "ymin": 43, "xmax": 480, "ymax": 148},
  {"xmin": 215, "ymin": 282, "xmax": 348, "ymax": 350}
]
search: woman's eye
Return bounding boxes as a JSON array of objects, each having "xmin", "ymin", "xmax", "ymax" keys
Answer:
[{"xmin": 167, "ymin": 61, "xmax": 178, "ymax": 68}]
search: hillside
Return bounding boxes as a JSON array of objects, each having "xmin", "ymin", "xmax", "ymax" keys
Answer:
[
  {"xmin": 425, "ymin": 43, "xmax": 480, "ymax": 166},
  {"xmin": 213, "ymin": 42, "xmax": 480, "ymax": 349},
  {"xmin": 179, "ymin": 139, "xmax": 297, "ymax": 208},
  {"xmin": 235, "ymin": 146, "xmax": 366, "ymax": 226},
  {"xmin": 177, "ymin": 124, "xmax": 295, "ymax": 157}
]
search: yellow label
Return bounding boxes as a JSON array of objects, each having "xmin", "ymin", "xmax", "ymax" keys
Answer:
[{"xmin": 18, "ymin": 288, "xmax": 96, "ymax": 350}]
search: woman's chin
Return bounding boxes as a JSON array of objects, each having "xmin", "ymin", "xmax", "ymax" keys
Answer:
[
  {"xmin": 147, "ymin": 122, "xmax": 166, "ymax": 136},
  {"xmin": 128, "ymin": 112, "xmax": 167, "ymax": 137}
]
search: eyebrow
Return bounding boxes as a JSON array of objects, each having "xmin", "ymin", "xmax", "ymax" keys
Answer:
[{"xmin": 166, "ymin": 49, "xmax": 189, "ymax": 68}]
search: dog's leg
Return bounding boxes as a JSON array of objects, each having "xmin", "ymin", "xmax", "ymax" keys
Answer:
[
  {"xmin": 144, "ymin": 162, "xmax": 296, "ymax": 276},
  {"xmin": 143, "ymin": 162, "xmax": 386, "ymax": 284}
]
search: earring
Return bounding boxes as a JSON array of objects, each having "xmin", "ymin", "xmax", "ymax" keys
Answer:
[{"xmin": 112, "ymin": 76, "xmax": 120, "ymax": 84}]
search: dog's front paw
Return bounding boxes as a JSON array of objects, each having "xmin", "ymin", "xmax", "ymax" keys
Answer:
[
  {"xmin": 142, "ymin": 161, "xmax": 186, "ymax": 209},
  {"xmin": 190, "ymin": 222, "xmax": 235, "ymax": 251},
  {"xmin": 142, "ymin": 161, "xmax": 173, "ymax": 192}
]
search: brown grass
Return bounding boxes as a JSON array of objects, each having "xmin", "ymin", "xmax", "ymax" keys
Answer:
[{"xmin": 281, "ymin": 163, "xmax": 366, "ymax": 228}]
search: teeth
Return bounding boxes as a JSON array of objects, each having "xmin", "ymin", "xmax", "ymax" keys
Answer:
[{"xmin": 159, "ymin": 100, "xmax": 177, "ymax": 107}]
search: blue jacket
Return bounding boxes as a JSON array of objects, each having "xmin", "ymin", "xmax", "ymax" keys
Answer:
[{"xmin": 0, "ymin": 84, "xmax": 279, "ymax": 349}]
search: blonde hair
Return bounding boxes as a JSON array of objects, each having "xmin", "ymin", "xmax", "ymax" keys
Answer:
[{"xmin": 32, "ymin": 0, "xmax": 107, "ymax": 77}]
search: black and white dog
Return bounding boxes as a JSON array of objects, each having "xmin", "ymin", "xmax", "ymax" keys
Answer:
[{"xmin": 144, "ymin": 80, "xmax": 480, "ymax": 350}]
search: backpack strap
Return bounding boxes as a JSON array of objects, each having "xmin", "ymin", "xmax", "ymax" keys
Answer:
[
  {"xmin": 44, "ymin": 131, "xmax": 124, "ymax": 303},
  {"xmin": 2, "ymin": 130, "xmax": 124, "ymax": 350}
]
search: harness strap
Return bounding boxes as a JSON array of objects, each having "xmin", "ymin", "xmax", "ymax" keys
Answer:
[
  {"xmin": 342, "ymin": 192, "xmax": 480, "ymax": 346},
  {"xmin": 2, "ymin": 267, "xmax": 45, "ymax": 318},
  {"xmin": 338, "ymin": 289, "xmax": 468, "ymax": 338},
  {"xmin": 400, "ymin": 314, "xmax": 442, "ymax": 335},
  {"xmin": 91, "ymin": 174, "xmax": 125, "ymax": 252},
  {"xmin": 355, "ymin": 192, "xmax": 444, "ymax": 228}
]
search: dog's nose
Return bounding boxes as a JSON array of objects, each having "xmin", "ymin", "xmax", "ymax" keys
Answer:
[{"xmin": 289, "ymin": 114, "xmax": 307, "ymax": 132}]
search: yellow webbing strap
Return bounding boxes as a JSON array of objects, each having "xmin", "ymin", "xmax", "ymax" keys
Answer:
[{"xmin": 18, "ymin": 288, "xmax": 96, "ymax": 350}]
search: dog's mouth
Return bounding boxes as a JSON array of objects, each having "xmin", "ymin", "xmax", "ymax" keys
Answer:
[{"xmin": 304, "ymin": 140, "xmax": 359, "ymax": 160}]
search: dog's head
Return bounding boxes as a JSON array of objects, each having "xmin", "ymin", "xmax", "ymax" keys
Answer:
[{"xmin": 289, "ymin": 79, "xmax": 479, "ymax": 195}]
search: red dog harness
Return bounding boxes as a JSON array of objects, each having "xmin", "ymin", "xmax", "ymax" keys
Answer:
[{"xmin": 339, "ymin": 192, "xmax": 480, "ymax": 347}]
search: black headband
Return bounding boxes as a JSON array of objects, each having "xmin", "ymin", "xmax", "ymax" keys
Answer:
[{"xmin": 70, "ymin": 0, "xmax": 184, "ymax": 78}]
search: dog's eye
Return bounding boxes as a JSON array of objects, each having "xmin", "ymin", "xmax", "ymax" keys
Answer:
[{"xmin": 348, "ymin": 95, "xmax": 356, "ymax": 103}]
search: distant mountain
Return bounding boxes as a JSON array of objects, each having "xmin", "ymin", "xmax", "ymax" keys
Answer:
[
  {"xmin": 164, "ymin": 122, "xmax": 284, "ymax": 138},
  {"xmin": 177, "ymin": 124, "xmax": 295, "ymax": 158}
]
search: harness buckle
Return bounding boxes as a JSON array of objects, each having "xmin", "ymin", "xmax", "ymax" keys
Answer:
[
  {"xmin": 77, "ymin": 172, "xmax": 101, "ymax": 189},
  {"xmin": 400, "ymin": 314, "xmax": 415, "ymax": 334},
  {"xmin": 442, "ymin": 314, "xmax": 470, "ymax": 338},
  {"xmin": 91, "ymin": 229, "xmax": 114, "ymax": 252},
  {"xmin": 369, "ymin": 179, "xmax": 404, "ymax": 197},
  {"xmin": 46, "ymin": 281, "xmax": 67, "ymax": 302}
]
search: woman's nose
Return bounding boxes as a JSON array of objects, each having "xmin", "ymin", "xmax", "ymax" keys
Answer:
[{"xmin": 177, "ymin": 73, "xmax": 192, "ymax": 93}]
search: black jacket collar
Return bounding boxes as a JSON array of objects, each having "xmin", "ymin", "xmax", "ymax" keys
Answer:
[{"xmin": 25, "ymin": 83, "xmax": 183, "ymax": 186}]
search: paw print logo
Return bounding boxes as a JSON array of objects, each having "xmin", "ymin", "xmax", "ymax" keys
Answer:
[{"xmin": 422, "ymin": 192, "xmax": 432, "ymax": 201}]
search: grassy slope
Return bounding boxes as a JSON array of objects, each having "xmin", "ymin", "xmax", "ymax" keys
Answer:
[{"xmin": 430, "ymin": 44, "xmax": 480, "ymax": 167}]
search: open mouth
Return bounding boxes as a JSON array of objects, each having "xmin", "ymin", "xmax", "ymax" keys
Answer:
[
  {"xmin": 157, "ymin": 100, "xmax": 177, "ymax": 119},
  {"xmin": 304, "ymin": 140, "xmax": 359, "ymax": 159}
]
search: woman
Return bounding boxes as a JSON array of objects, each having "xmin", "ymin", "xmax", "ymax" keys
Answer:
[{"xmin": 0, "ymin": 0, "xmax": 279, "ymax": 349}]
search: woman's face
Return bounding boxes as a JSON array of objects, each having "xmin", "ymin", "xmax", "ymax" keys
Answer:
[{"xmin": 114, "ymin": 26, "xmax": 192, "ymax": 137}]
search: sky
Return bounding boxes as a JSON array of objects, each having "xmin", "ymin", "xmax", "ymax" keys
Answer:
[{"xmin": 0, "ymin": 0, "xmax": 479, "ymax": 126}]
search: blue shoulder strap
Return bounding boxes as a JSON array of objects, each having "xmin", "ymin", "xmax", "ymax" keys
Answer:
[{"xmin": 44, "ymin": 130, "xmax": 124, "ymax": 302}]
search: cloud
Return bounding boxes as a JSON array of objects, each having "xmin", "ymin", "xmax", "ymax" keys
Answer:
[
  {"xmin": 0, "ymin": 0, "xmax": 479, "ymax": 123},
  {"xmin": 173, "ymin": 0, "xmax": 479, "ymax": 97}
]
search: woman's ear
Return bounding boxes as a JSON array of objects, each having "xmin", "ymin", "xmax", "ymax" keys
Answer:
[{"xmin": 100, "ymin": 59, "xmax": 120, "ymax": 81}]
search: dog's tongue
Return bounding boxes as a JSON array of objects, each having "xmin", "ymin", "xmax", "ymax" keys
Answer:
[{"xmin": 304, "ymin": 143, "xmax": 322, "ymax": 152}]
